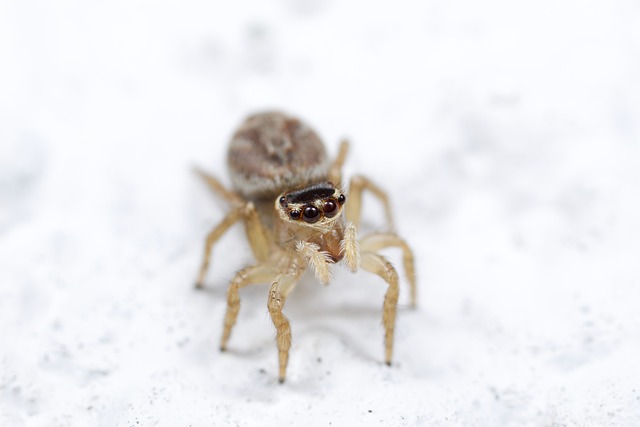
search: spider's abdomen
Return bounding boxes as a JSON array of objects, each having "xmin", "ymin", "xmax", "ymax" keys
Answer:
[{"xmin": 228, "ymin": 112, "xmax": 329, "ymax": 199}]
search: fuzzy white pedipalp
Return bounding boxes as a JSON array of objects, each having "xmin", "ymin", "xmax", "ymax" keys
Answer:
[
  {"xmin": 340, "ymin": 222, "xmax": 360, "ymax": 272},
  {"xmin": 295, "ymin": 240, "xmax": 333, "ymax": 285}
]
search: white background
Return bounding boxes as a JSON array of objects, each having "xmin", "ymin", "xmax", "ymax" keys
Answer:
[{"xmin": 1, "ymin": 1, "xmax": 640, "ymax": 426}]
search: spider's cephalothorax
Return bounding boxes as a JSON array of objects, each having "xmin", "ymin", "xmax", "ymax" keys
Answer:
[
  {"xmin": 278, "ymin": 182, "xmax": 344, "ymax": 225},
  {"xmin": 276, "ymin": 182, "xmax": 348, "ymax": 264},
  {"xmin": 195, "ymin": 111, "xmax": 416, "ymax": 383}
]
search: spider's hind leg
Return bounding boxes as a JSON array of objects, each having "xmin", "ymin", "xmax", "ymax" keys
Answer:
[
  {"xmin": 345, "ymin": 175, "xmax": 395, "ymax": 232},
  {"xmin": 327, "ymin": 141, "xmax": 394, "ymax": 231},
  {"xmin": 328, "ymin": 139, "xmax": 350, "ymax": 185},
  {"xmin": 194, "ymin": 167, "xmax": 243, "ymax": 205}
]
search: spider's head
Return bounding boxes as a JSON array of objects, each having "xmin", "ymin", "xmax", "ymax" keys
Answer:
[{"xmin": 276, "ymin": 182, "xmax": 346, "ymax": 232}]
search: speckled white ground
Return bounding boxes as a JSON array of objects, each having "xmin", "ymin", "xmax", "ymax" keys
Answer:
[{"xmin": 2, "ymin": 1, "xmax": 640, "ymax": 426}]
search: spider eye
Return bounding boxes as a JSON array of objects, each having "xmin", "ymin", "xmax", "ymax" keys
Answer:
[
  {"xmin": 279, "ymin": 196, "xmax": 286, "ymax": 207},
  {"xmin": 289, "ymin": 209, "xmax": 301, "ymax": 220},
  {"xmin": 302, "ymin": 206, "xmax": 320, "ymax": 223},
  {"xmin": 337, "ymin": 194, "xmax": 346, "ymax": 204},
  {"xmin": 323, "ymin": 199, "xmax": 338, "ymax": 218}
]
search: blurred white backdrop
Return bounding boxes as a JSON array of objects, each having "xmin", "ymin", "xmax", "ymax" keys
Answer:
[{"xmin": 1, "ymin": 1, "xmax": 640, "ymax": 426}]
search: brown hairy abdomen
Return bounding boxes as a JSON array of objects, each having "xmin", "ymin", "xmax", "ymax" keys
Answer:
[{"xmin": 228, "ymin": 112, "xmax": 329, "ymax": 199}]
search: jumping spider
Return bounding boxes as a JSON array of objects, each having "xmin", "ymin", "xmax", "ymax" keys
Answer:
[{"xmin": 195, "ymin": 111, "xmax": 416, "ymax": 383}]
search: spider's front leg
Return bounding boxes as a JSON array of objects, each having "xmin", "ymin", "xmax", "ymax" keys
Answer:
[
  {"xmin": 267, "ymin": 243, "xmax": 335, "ymax": 383},
  {"xmin": 360, "ymin": 252, "xmax": 400, "ymax": 365},
  {"xmin": 220, "ymin": 263, "xmax": 278, "ymax": 351},
  {"xmin": 267, "ymin": 262, "xmax": 304, "ymax": 383},
  {"xmin": 341, "ymin": 226, "xmax": 401, "ymax": 365}
]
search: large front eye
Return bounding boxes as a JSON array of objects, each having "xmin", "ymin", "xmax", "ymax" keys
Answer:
[
  {"xmin": 302, "ymin": 206, "xmax": 320, "ymax": 223},
  {"xmin": 323, "ymin": 199, "xmax": 338, "ymax": 218}
]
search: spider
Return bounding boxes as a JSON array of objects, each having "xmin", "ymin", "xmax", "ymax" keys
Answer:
[{"xmin": 195, "ymin": 111, "xmax": 416, "ymax": 383}]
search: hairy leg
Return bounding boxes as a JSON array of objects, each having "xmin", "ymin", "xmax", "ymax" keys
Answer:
[
  {"xmin": 328, "ymin": 139, "xmax": 350, "ymax": 186},
  {"xmin": 220, "ymin": 263, "xmax": 278, "ymax": 350},
  {"xmin": 360, "ymin": 233, "xmax": 416, "ymax": 307},
  {"xmin": 360, "ymin": 251, "xmax": 400, "ymax": 365},
  {"xmin": 241, "ymin": 201, "xmax": 270, "ymax": 262},
  {"xmin": 193, "ymin": 167, "xmax": 243, "ymax": 205},
  {"xmin": 267, "ymin": 264, "xmax": 304, "ymax": 383},
  {"xmin": 194, "ymin": 172, "xmax": 271, "ymax": 287},
  {"xmin": 345, "ymin": 175, "xmax": 395, "ymax": 231},
  {"xmin": 196, "ymin": 207, "xmax": 244, "ymax": 288}
]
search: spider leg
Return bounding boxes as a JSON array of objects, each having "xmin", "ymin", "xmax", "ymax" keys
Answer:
[
  {"xmin": 220, "ymin": 263, "xmax": 278, "ymax": 351},
  {"xmin": 241, "ymin": 202, "xmax": 270, "ymax": 262},
  {"xmin": 193, "ymin": 167, "xmax": 243, "ymax": 205},
  {"xmin": 196, "ymin": 169, "xmax": 271, "ymax": 261},
  {"xmin": 360, "ymin": 251, "xmax": 400, "ymax": 366},
  {"xmin": 328, "ymin": 139, "xmax": 350, "ymax": 185},
  {"xmin": 345, "ymin": 175, "xmax": 395, "ymax": 231},
  {"xmin": 360, "ymin": 233, "xmax": 416, "ymax": 308},
  {"xmin": 195, "ymin": 201, "xmax": 270, "ymax": 289},
  {"xmin": 196, "ymin": 207, "xmax": 244, "ymax": 289},
  {"xmin": 194, "ymin": 169, "xmax": 270, "ymax": 288},
  {"xmin": 267, "ymin": 264, "xmax": 304, "ymax": 383}
]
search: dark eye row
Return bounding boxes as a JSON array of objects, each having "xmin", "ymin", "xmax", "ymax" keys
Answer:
[{"xmin": 288, "ymin": 195, "xmax": 345, "ymax": 223}]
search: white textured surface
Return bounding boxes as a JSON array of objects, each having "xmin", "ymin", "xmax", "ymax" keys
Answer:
[{"xmin": 2, "ymin": 1, "xmax": 640, "ymax": 426}]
